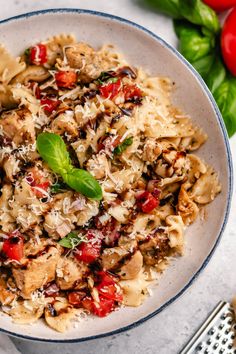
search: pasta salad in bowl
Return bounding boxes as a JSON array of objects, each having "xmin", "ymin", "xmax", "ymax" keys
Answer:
[{"xmin": 0, "ymin": 9, "xmax": 232, "ymax": 342}]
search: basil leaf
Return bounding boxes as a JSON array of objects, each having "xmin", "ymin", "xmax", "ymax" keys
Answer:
[
  {"xmin": 143, "ymin": 0, "xmax": 182, "ymax": 19},
  {"xmin": 58, "ymin": 232, "xmax": 86, "ymax": 249},
  {"xmin": 205, "ymin": 56, "xmax": 226, "ymax": 94},
  {"xmin": 179, "ymin": 0, "xmax": 220, "ymax": 34},
  {"xmin": 24, "ymin": 48, "xmax": 30, "ymax": 56},
  {"xmin": 174, "ymin": 20, "xmax": 214, "ymax": 62},
  {"xmin": 63, "ymin": 168, "xmax": 102, "ymax": 200},
  {"xmin": 214, "ymin": 77, "xmax": 236, "ymax": 137},
  {"xmin": 114, "ymin": 137, "xmax": 133, "ymax": 155},
  {"xmin": 51, "ymin": 182, "xmax": 68, "ymax": 194},
  {"xmin": 191, "ymin": 54, "xmax": 215, "ymax": 79},
  {"xmin": 37, "ymin": 133, "xmax": 102, "ymax": 200},
  {"xmin": 37, "ymin": 133, "xmax": 71, "ymax": 175}
]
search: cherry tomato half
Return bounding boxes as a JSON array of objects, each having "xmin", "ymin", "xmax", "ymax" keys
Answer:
[
  {"xmin": 203, "ymin": 0, "xmax": 236, "ymax": 12},
  {"xmin": 96, "ymin": 271, "xmax": 123, "ymax": 302},
  {"xmin": 221, "ymin": 8, "xmax": 236, "ymax": 76},
  {"xmin": 99, "ymin": 79, "xmax": 122, "ymax": 99},
  {"xmin": 40, "ymin": 98, "xmax": 61, "ymax": 113},
  {"xmin": 136, "ymin": 191, "xmax": 159, "ymax": 213},
  {"xmin": 55, "ymin": 71, "xmax": 78, "ymax": 88},
  {"xmin": 30, "ymin": 44, "xmax": 47, "ymax": 65},
  {"xmin": 82, "ymin": 296, "xmax": 115, "ymax": 317}
]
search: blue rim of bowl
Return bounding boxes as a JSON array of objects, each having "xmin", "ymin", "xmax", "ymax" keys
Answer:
[{"xmin": 0, "ymin": 8, "xmax": 233, "ymax": 343}]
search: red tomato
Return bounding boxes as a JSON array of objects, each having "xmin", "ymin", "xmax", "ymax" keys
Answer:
[
  {"xmin": 75, "ymin": 242, "xmax": 101, "ymax": 263},
  {"xmin": 203, "ymin": 0, "xmax": 236, "ymax": 12},
  {"xmin": 221, "ymin": 8, "xmax": 236, "ymax": 76},
  {"xmin": 31, "ymin": 182, "xmax": 50, "ymax": 198},
  {"xmin": 55, "ymin": 71, "xmax": 77, "ymax": 88},
  {"xmin": 99, "ymin": 79, "xmax": 122, "ymax": 99},
  {"xmin": 28, "ymin": 82, "xmax": 41, "ymax": 99},
  {"xmin": 123, "ymin": 84, "xmax": 142, "ymax": 101},
  {"xmin": 30, "ymin": 44, "xmax": 47, "ymax": 65},
  {"xmin": 136, "ymin": 191, "xmax": 159, "ymax": 213},
  {"xmin": 82, "ymin": 296, "xmax": 114, "ymax": 317},
  {"xmin": 96, "ymin": 271, "xmax": 123, "ymax": 302},
  {"xmin": 68, "ymin": 291, "xmax": 86, "ymax": 307},
  {"xmin": 97, "ymin": 135, "xmax": 121, "ymax": 153},
  {"xmin": 40, "ymin": 98, "xmax": 60, "ymax": 113},
  {"xmin": 2, "ymin": 231, "xmax": 24, "ymax": 261}
]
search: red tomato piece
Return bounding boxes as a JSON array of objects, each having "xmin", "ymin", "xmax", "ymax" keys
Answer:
[
  {"xmin": 99, "ymin": 79, "xmax": 122, "ymax": 99},
  {"xmin": 221, "ymin": 8, "xmax": 236, "ymax": 76},
  {"xmin": 55, "ymin": 71, "xmax": 78, "ymax": 88},
  {"xmin": 82, "ymin": 296, "xmax": 115, "ymax": 317},
  {"xmin": 203, "ymin": 0, "xmax": 236, "ymax": 12},
  {"xmin": 68, "ymin": 291, "xmax": 86, "ymax": 307},
  {"xmin": 40, "ymin": 98, "xmax": 60, "ymax": 113},
  {"xmin": 31, "ymin": 182, "xmax": 50, "ymax": 198},
  {"xmin": 75, "ymin": 242, "xmax": 101, "ymax": 263},
  {"xmin": 96, "ymin": 271, "xmax": 123, "ymax": 302},
  {"xmin": 123, "ymin": 84, "xmax": 142, "ymax": 101},
  {"xmin": 30, "ymin": 44, "xmax": 47, "ymax": 65},
  {"xmin": 136, "ymin": 191, "xmax": 159, "ymax": 213},
  {"xmin": 2, "ymin": 231, "xmax": 24, "ymax": 261},
  {"xmin": 97, "ymin": 135, "xmax": 121, "ymax": 153}
]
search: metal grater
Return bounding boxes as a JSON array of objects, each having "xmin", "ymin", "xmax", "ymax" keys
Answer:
[{"xmin": 180, "ymin": 301, "xmax": 236, "ymax": 354}]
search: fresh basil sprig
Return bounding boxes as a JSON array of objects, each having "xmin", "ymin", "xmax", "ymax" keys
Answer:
[
  {"xmin": 58, "ymin": 232, "xmax": 87, "ymax": 249},
  {"xmin": 37, "ymin": 133, "xmax": 102, "ymax": 200},
  {"xmin": 114, "ymin": 137, "xmax": 133, "ymax": 155}
]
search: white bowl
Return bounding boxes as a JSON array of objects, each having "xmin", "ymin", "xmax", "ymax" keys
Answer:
[{"xmin": 0, "ymin": 8, "xmax": 233, "ymax": 343}]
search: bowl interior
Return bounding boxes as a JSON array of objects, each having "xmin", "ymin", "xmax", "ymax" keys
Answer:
[{"xmin": 0, "ymin": 9, "xmax": 232, "ymax": 342}]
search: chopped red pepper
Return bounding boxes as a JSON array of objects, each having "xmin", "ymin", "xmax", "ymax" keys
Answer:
[
  {"xmin": 30, "ymin": 44, "xmax": 47, "ymax": 66},
  {"xmin": 40, "ymin": 98, "xmax": 60, "ymax": 113},
  {"xmin": 82, "ymin": 295, "xmax": 115, "ymax": 317},
  {"xmin": 123, "ymin": 84, "xmax": 142, "ymax": 101},
  {"xmin": 96, "ymin": 271, "xmax": 123, "ymax": 302},
  {"xmin": 2, "ymin": 231, "xmax": 24, "ymax": 261},
  {"xmin": 55, "ymin": 71, "xmax": 78, "ymax": 88},
  {"xmin": 136, "ymin": 191, "xmax": 159, "ymax": 213},
  {"xmin": 99, "ymin": 79, "xmax": 122, "ymax": 99}
]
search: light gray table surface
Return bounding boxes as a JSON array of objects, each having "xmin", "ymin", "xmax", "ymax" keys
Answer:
[{"xmin": 1, "ymin": 1, "xmax": 236, "ymax": 353}]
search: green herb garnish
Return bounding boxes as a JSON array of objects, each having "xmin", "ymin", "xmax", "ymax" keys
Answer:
[
  {"xmin": 58, "ymin": 232, "xmax": 87, "ymax": 249},
  {"xmin": 114, "ymin": 137, "xmax": 133, "ymax": 155},
  {"xmin": 37, "ymin": 133, "xmax": 102, "ymax": 200},
  {"xmin": 24, "ymin": 48, "xmax": 30, "ymax": 56},
  {"xmin": 97, "ymin": 71, "xmax": 118, "ymax": 85},
  {"xmin": 51, "ymin": 182, "xmax": 68, "ymax": 194}
]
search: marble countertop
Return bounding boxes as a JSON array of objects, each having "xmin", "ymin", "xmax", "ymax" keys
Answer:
[{"xmin": 1, "ymin": 1, "xmax": 236, "ymax": 353}]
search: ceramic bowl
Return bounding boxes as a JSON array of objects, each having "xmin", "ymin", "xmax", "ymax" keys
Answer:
[{"xmin": 0, "ymin": 8, "xmax": 233, "ymax": 343}]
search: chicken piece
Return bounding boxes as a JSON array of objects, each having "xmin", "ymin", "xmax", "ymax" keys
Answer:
[
  {"xmin": 0, "ymin": 108, "xmax": 35, "ymax": 145},
  {"xmin": 142, "ymin": 138, "xmax": 162, "ymax": 163},
  {"xmin": 86, "ymin": 153, "xmax": 109, "ymax": 179},
  {"xmin": 45, "ymin": 301, "xmax": 79, "ymax": 333},
  {"xmin": 0, "ymin": 276, "xmax": 16, "ymax": 305},
  {"xmin": 56, "ymin": 257, "xmax": 88, "ymax": 290},
  {"xmin": 2, "ymin": 155, "xmax": 20, "ymax": 181},
  {"xmin": 51, "ymin": 111, "xmax": 78, "ymax": 137},
  {"xmin": 118, "ymin": 251, "xmax": 143, "ymax": 280},
  {"xmin": 65, "ymin": 43, "xmax": 101, "ymax": 82},
  {"xmin": 23, "ymin": 237, "xmax": 54, "ymax": 257},
  {"xmin": 139, "ymin": 231, "xmax": 170, "ymax": 266},
  {"xmin": 101, "ymin": 238, "xmax": 137, "ymax": 271},
  {"xmin": 12, "ymin": 246, "xmax": 60, "ymax": 299},
  {"xmin": 76, "ymin": 200, "xmax": 99, "ymax": 226},
  {"xmin": 44, "ymin": 209, "xmax": 74, "ymax": 239}
]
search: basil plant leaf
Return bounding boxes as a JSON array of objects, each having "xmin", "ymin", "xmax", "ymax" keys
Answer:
[
  {"xmin": 174, "ymin": 20, "xmax": 214, "ymax": 62},
  {"xmin": 214, "ymin": 77, "xmax": 236, "ymax": 137},
  {"xmin": 63, "ymin": 168, "xmax": 102, "ymax": 201},
  {"xmin": 205, "ymin": 56, "xmax": 226, "ymax": 94},
  {"xmin": 114, "ymin": 137, "xmax": 133, "ymax": 155},
  {"xmin": 191, "ymin": 54, "xmax": 215, "ymax": 79},
  {"xmin": 37, "ymin": 133, "xmax": 71, "ymax": 175},
  {"xmin": 179, "ymin": 0, "xmax": 220, "ymax": 34},
  {"xmin": 143, "ymin": 0, "xmax": 182, "ymax": 19}
]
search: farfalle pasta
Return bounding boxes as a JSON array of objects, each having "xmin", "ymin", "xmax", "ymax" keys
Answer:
[{"xmin": 0, "ymin": 35, "xmax": 221, "ymax": 332}]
